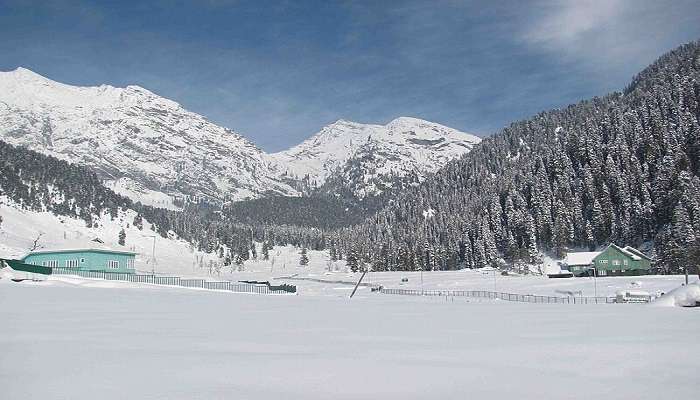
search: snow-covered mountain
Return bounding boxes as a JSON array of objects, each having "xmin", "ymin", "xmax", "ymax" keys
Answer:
[
  {"xmin": 270, "ymin": 117, "xmax": 481, "ymax": 198},
  {"xmin": 0, "ymin": 67, "xmax": 297, "ymax": 207},
  {"xmin": 0, "ymin": 68, "xmax": 480, "ymax": 205}
]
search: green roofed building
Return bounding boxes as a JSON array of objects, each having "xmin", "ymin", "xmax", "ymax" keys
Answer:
[
  {"xmin": 565, "ymin": 244, "xmax": 652, "ymax": 277},
  {"xmin": 21, "ymin": 247, "xmax": 136, "ymax": 274}
]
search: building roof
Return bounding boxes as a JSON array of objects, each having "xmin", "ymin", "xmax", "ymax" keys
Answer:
[
  {"xmin": 565, "ymin": 244, "xmax": 652, "ymax": 267},
  {"xmin": 564, "ymin": 251, "xmax": 601, "ymax": 266},
  {"xmin": 622, "ymin": 245, "xmax": 652, "ymax": 261},
  {"xmin": 590, "ymin": 243, "xmax": 653, "ymax": 262},
  {"xmin": 601, "ymin": 243, "xmax": 647, "ymax": 261},
  {"xmin": 23, "ymin": 247, "xmax": 137, "ymax": 257}
]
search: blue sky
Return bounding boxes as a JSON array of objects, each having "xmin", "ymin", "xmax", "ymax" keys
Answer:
[{"xmin": 1, "ymin": 0, "xmax": 699, "ymax": 151}]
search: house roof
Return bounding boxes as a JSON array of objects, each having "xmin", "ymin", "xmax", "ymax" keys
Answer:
[
  {"xmin": 565, "ymin": 244, "xmax": 652, "ymax": 266},
  {"xmin": 22, "ymin": 247, "xmax": 137, "ymax": 258},
  {"xmin": 590, "ymin": 244, "xmax": 652, "ymax": 262},
  {"xmin": 622, "ymin": 245, "xmax": 652, "ymax": 261},
  {"xmin": 564, "ymin": 251, "xmax": 601, "ymax": 266},
  {"xmin": 603, "ymin": 243, "xmax": 646, "ymax": 261}
]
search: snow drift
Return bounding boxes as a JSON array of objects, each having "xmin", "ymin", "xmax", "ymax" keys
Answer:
[{"xmin": 652, "ymin": 282, "xmax": 700, "ymax": 307}]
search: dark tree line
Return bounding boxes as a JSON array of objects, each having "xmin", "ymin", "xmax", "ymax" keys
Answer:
[{"xmin": 222, "ymin": 195, "xmax": 365, "ymax": 230}]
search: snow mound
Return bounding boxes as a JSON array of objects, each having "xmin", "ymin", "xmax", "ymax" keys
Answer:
[
  {"xmin": 652, "ymin": 283, "xmax": 700, "ymax": 307},
  {"xmin": 0, "ymin": 266, "xmax": 17, "ymax": 281}
]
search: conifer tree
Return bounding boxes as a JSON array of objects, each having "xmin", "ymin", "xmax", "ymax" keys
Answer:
[
  {"xmin": 133, "ymin": 214, "xmax": 143, "ymax": 230},
  {"xmin": 346, "ymin": 248, "xmax": 359, "ymax": 272},
  {"xmin": 118, "ymin": 228, "xmax": 126, "ymax": 246},
  {"xmin": 329, "ymin": 241, "xmax": 338, "ymax": 262},
  {"xmin": 299, "ymin": 247, "xmax": 309, "ymax": 266},
  {"xmin": 261, "ymin": 241, "xmax": 270, "ymax": 260}
]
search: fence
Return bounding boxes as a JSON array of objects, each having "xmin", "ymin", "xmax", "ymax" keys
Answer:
[
  {"xmin": 49, "ymin": 267, "xmax": 296, "ymax": 295},
  {"xmin": 379, "ymin": 287, "xmax": 617, "ymax": 304}
]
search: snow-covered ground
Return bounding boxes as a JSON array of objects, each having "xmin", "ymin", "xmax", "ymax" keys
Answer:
[
  {"xmin": 1, "ymin": 278, "xmax": 698, "ymax": 400},
  {"xmin": 2, "ymin": 200, "xmax": 695, "ymax": 300},
  {"xmin": 2, "ymin": 202, "xmax": 698, "ymax": 398},
  {"xmin": 0, "ymin": 200, "xmax": 221, "ymax": 276}
]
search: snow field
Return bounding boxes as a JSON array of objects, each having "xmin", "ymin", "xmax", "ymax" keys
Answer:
[
  {"xmin": 1, "ymin": 280, "xmax": 698, "ymax": 400},
  {"xmin": 2, "ymin": 201, "xmax": 698, "ymax": 398}
]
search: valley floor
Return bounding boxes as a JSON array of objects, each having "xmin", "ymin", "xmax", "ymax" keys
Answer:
[
  {"xmin": 2, "ymin": 201, "xmax": 695, "ymax": 300},
  {"xmin": 1, "ymin": 278, "xmax": 697, "ymax": 400},
  {"xmin": 2, "ymin": 202, "xmax": 698, "ymax": 398}
]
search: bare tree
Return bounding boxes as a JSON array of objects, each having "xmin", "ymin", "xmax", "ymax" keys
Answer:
[{"xmin": 29, "ymin": 232, "xmax": 44, "ymax": 251}]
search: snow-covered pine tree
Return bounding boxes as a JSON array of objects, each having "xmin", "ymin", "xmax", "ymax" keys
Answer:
[
  {"xmin": 133, "ymin": 213, "xmax": 143, "ymax": 230},
  {"xmin": 118, "ymin": 228, "xmax": 126, "ymax": 246},
  {"xmin": 299, "ymin": 247, "xmax": 309, "ymax": 266},
  {"xmin": 261, "ymin": 241, "xmax": 270, "ymax": 260},
  {"xmin": 346, "ymin": 248, "xmax": 359, "ymax": 272},
  {"xmin": 329, "ymin": 240, "xmax": 338, "ymax": 262}
]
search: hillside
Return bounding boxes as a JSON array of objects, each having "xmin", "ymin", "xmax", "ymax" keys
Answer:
[
  {"xmin": 0, "ymin": 140, "xmax": 325, "ymax": 268},
  {"xmin": 337, "ymin": 40, "xmax": 700, "ymax": 273}
]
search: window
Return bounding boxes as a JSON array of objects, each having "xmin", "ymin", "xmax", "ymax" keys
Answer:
[
  {"xmin": 107, "ymin": 260, "xmax": 119, "ymax": 269},
  {"xmin": 126, "ymin": 259, "xmax": 134, "ymax": 269},
  {"xmin": 598, "ymin": 270, "xmax": 607, "ymax": 276},
  {"xmin": 65, "ymin": 259, "xmax": 79, "ymax": 268},
  {"xmin": 613, "ymin": 260, "xmax": 620, "ymax": 266},
  {"xmin": 42, "ymin": 260, "xmax": 59, "ymax": 268},
  {"xmin": 598, "ymin": 259, "xmax": 608, "ymax": 264},
  {"xmin": 623, "ymin": 259, "xmax": 628, "ymax": 266}
]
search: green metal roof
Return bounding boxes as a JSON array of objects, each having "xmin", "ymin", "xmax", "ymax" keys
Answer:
[{"xmin": 1, "ymin": 259, "xmax": 53, "ymax": 275}]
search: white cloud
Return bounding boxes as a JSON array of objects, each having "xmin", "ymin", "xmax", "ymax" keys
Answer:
[
  {"xmin": 523, "ymin": 0, "xmax": 624, "ymax": 48},
  {"xmin": 520, "ymin": 0, "xmax": 700, "ymax": 80}
]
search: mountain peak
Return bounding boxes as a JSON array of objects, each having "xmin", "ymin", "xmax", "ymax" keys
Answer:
[
  {"xmin": 386, "ymin": 116, "xmax": 429, "ymax": 126},
  {"xmin": 271, "ymin": 116, "xmax": 481, "ymax": 197},
  {"xmin": 1, "ymin": 67, "xmax": 52, "ymax": 82},
  {"xmin": 8, "ymin": 66, "xmax": 39, "ymax": 75},
  {"xmin": 0, "ymin": 68, "xmax": 482, "ymax": 204},
  {"xmin": 0, "ymin": 68, "xmax": 294, "ymax": 206}
]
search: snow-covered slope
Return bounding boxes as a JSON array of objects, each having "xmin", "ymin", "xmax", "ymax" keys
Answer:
[
  {"xmin": 270, "ymin": 117, "xmax": 481, "ymax": 198},
  {"xmin": 0, "ymin": 68, "xmax": 297, "ymax": 206},
  {"xmin": 0, "ymin": 197, "xmax": 220, "ymax": 276},
  {"xmin": 0, "ymin": 68, "xmax": 480, "ymax": 204}
]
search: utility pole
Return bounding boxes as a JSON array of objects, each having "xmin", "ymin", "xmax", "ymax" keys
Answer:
[
  {"xmin": 142, "ymin": 235, "xmax": 157, "ymax": 274},
  {"xmin": 493, "ymin": 268, "xmax": 497, "ymax": 293},
  {"xmin": 422, "ymin": 207, "xmax": 435, "ymax": 296},
  {"xmin": 350, "ymin": 270, "xmax": 367, "ymax": 299},
  {"xmin": 151, "ymin": 236, "xmax": 156, "ymax": 274},
  {"xmin": 420, "ymin": 267, "xmax": 424, "ymax": 295},
  {"xmin": 589, "ymin": 266, "xmax": 597, "ymax": 298}
]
